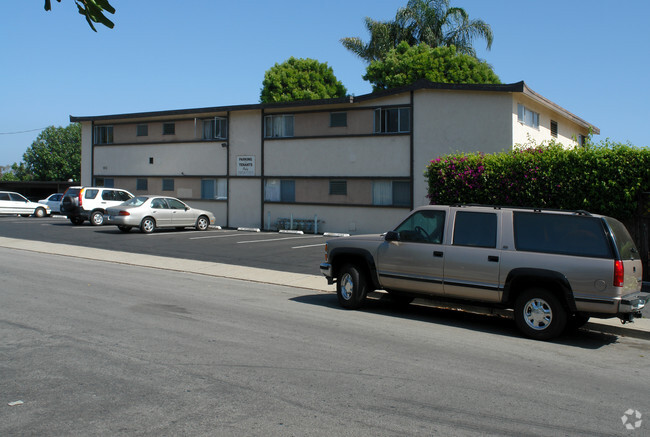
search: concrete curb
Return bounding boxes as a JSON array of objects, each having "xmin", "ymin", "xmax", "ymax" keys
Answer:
[{"xmin": 0, "ymin": 236, "xmax": 647, "ymax": 339}]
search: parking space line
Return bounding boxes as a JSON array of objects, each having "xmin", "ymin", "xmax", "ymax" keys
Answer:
[
  {"xmin": 237, "ymin": 235, "xmax": 323, "ymax": 244},
  {"xmin": 292, "ymin": 243, "xmax": 326, "ymax": 249},
  {"xmin": 189, "ymin": 232, "xmax": 242, "ymax": 240}
]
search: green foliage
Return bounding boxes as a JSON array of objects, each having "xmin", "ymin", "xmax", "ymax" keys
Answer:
[
  {"xmin": 2, "ymin": 124, "xmax": 81, "ymax": 182},
  {"xmin": 424, "ymin": 140, "xmax": 650, "ymax": 220},
  {"xmin": 45, "ymin": 0, "xmax": 115, "ymax": 31},
  {"xmin": 364, "ymin": 42, "xmax": 500, "ymax": 91},
  {"xmin": 260, "ymin": 57, "xmax": 347, "ymax": 103},
  {"xmin": 341, "ymin": 0, "xmax": 493, "ymax": 62}
]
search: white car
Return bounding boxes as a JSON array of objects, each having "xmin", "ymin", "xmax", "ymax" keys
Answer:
[
  {"xmin": 38, "ymin": 193, "xmax": 64, "ymax": 214},
  {"xmin": 0, "ymin": 191, "xmax": 51, "ymax": 217}
]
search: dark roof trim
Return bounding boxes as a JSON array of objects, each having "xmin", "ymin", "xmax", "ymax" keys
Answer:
[{"xmin": 70, "ymin": 79, "xmax": 597, "ymax": 133}]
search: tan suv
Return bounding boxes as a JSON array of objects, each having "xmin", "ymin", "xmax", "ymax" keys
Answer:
[
  {"xmin": 320, "ymin": 205, "xmax": 648, "ymax": 340},
  {"xmin": 60, "ymin": 186, "xmax": 133, "ymax": 226}
]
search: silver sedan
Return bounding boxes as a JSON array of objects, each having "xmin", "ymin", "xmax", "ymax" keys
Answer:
[{"xmin": 105, "ymin": 195, "xmax": 216, "ymax": 233}]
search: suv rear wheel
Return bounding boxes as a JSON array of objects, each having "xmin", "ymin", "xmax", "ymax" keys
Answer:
[
  {"xmin": 337, "ymin": 264, "xmax": 369, "ymax": 310},
  {"xmin": 514, "ymin": 288, "xmax": 567, "ymax": 340},
  {"xmin": 90, "ymin": 210, "xmax": 105, "ymax": 226}
]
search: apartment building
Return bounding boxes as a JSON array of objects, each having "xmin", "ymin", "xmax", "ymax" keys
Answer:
[{"xmin": 70, "ymin": 80, "xmax": 598, "ymax": 234}]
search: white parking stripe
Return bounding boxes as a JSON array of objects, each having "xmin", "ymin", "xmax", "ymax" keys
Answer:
[
  {"xmin": 189, "ymin": 232, "xmax": 242, "ymax": 240},
  {"xmin": 291, "ymin": 243, "xmax": 326, "ymax": 249},
  {"xmin": 237, "ymin": 235, "xmax": 323, "ymax": 244}
]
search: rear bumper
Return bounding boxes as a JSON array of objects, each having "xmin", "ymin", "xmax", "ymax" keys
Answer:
[{"xmin": 618, "ymin": 290, "xmax": 650, "ymax": 314}]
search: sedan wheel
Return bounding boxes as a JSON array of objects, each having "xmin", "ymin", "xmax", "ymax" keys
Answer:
[
  {"xmin": 140, "ymin": 217, "xmax": 156, "ymax": 234},
  {"xmin": 195, "ymin": 215, "xmax": 209, "ymax": 231},
  {"xmin": 34, "ymin": 207, "xmax": 46, "ymax": 218}
]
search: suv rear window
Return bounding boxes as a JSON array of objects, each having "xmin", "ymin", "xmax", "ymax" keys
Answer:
[
  {"xmin": 514, "ymin": 212, "xmax": 613, "ymax": 258},
  {"xmin": 604, "ymin": 217, "xmax": 640, "ymax": 260}
]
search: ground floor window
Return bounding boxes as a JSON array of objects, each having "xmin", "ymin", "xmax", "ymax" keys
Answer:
[
  {"xmin": 201, "ymin": 179, "xmax": 228, "ymax": 200},
  {"xmin": 162, "ymin": 178, "xmax": 174, "ymax": 191},
  {"xmin": 265, "ymin": 179, "xmax": 295, "ymax": 202},
  {"xmin": 136, "ymin": 178, "xmax": 148, "ymax": 191},
  {"xmin": 372, "ymin": 180, "xmax": 410, "ymax": 206}
]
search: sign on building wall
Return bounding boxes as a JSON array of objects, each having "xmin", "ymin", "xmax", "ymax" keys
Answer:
[{"xmin": 237, "ymin": 156, "xmax": 256, "ymax": 176}]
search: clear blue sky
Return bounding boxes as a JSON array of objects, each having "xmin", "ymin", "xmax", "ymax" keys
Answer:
[{"xmin": 1, "ymin": 0, "xmax": 649, "ymax": 166}]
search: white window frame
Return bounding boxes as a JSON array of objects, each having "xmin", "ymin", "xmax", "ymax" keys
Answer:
[
  {"xmin": 264, "ymin": 115, "xmax": 294, "ymax": 138},
  {"xmin": 517, "ymin": 104, "xmax": 539, "ymax": 129},
  {"xmin": 373, "ymin": 107, "xmax": 410, "ymax": 133},
  {"xmin": 202, "ymin": 117, "xmax": 228, "ymax": 140}
]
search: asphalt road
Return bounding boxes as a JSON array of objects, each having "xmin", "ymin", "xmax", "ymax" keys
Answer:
[
  {"xmin": 1, "ymin": 248, "xmax": 649, "ymax": 436},
  {"xmin": 0, "ymin": 215, "xmax": 328, "ymax": 275}
]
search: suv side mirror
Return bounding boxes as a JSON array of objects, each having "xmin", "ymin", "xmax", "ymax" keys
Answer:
[{"xmin": 385, "ymin": 231, "xmax": 400, "ymax": 242}]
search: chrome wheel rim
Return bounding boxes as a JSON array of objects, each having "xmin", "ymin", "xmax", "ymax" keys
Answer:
[
  {"xmin": 197, "ymin": 217, "xmax": 208, "ymax": 230},
  {"xmin": 92, "ymin": 213, "xmax": 103, "ymax": 225},
  {"xmin": 142, "ymin": 219, "xmax": 154, "ymax": 233},
  {"xmin": 523, "ymin": 298, "xmax": 552, "ymax": 330},
  {"xmin": 340, "ymin": 273, "xmax": 354, "ymax": 300}
]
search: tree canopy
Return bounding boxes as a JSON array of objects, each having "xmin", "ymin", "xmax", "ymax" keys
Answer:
[
  {"xmin": 342, "ymin": 0, "xmax": 493, "ymax": 62},
  {"xmin": 260, "ymin": 57, "xmax": 347, "ymax": 103},
  {"xmin": 363, "ymin": 42, "xmax": 500, "ymax": 91},
  {"xmin": 44, "ymin": 0, "xmax": 115, "ymax": 31},
  {"xmin": 2, "ymin": 124, "xmax": 81, "ymax": 182}
]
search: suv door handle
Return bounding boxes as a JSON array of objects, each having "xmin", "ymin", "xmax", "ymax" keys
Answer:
[
  {"xmin": 433, "ymin": 251, "xmax": 444, "ymax": 257},
  {"xmin": 488, "ymin": 255, "xmax": 499, "ymax": 262}
]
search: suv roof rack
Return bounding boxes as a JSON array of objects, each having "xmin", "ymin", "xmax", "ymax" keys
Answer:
[{"xmin": 447, "ymin": 204, "xmax": 593, "ymax": 216}]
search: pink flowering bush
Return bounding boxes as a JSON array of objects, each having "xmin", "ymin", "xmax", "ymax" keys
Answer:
[{"xmin": 425, "ymin": 141, "xmax": 650, "ymax": 220}]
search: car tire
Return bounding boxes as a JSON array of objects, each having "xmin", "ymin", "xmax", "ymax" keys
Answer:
[
  {"xmin": 337, "ymin": 264, "xmax": 369, "ymax": 310},
  {"xmin": 90, "ymin": 211, "xmax": 104, "ymax": 226},
  {"xmin": 117, "ymin": 225, "xmax": 132, "ymax": 233},
  {"xmin": 70, "ymin": 217, "xmax": 84, "ymax": 225},
  {"xmin": 34, "ymin": 207, "xmax": 46, "ymax": 218},
  {"xmin": 514, "ymin": 288, "xmax": 567, "ymax": 340},
  {"xmin": 195, "ymin": 215, "xmax": 209, "ymax": 231},
  {"xmin": 140, "ymin": 217, "xmax": 156, "ymax": 234}
]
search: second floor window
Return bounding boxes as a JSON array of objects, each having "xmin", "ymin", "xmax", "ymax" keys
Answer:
[
  {"xmin": 517, "ymin": 104, "xmax": 539, "ymax": 129},
  {"xmin": 264, "ymin": 115, "xmax": 294, "ymax": 138},
  {"xmin": 163, "ymin": 122, "xmax": 175, "ymax": 135},
  {"xmin": 94, "ymin": 126, "xmax": 113, "ymax": 144},
  {"xmin": 374, "ymin": 107, "xmax": 410, "ymax": 133},
  {"xmin": 203, "ymin": 117, "xmax": 228, "ymax": 140},
  {"xmin": 136, "ymin": 124, "xmax": 148, "ymax": 136}
]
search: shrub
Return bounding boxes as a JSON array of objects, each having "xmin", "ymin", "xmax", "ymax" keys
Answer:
[{"xmin": 425, "ymin": 140, "xmax": 650, "ymax": 220}]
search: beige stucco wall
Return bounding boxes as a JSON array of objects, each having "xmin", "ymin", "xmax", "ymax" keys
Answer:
[
  {"xmin": 93, "ymin": 142, "xmax": 227, "ymax": 176},
  {"xmin": 412, "ymin": 90, "xmax": 514, "ymax": 207},
  {"xmin": 293, "ymin": 110, "xmax": 374, "ymax": 136},
  {"xmin": 512, "ymin": 96, "xmax": 587, "ymax": 147},
  {"xmin": 264, "ymin": 135, "xmax": 410, "ymax": 177},
  {"xmin": 228, "ymin": 178, "xmax": 261, "ymax": 228},
  {"xmin": 263, "ymin": 203, "xmax": 408, "ymax": 235},
  {"xmin": 229, "ymin": 110, "xmax": 262, "ymax": 176}
]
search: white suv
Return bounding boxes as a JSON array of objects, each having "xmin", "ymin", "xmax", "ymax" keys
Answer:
[{"xmin": 60, "ymin": 186, "xmax": 133, "ymax": 226}]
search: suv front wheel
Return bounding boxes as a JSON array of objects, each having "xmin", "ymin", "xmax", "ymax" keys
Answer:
[
  {"xmin": 514, "ymin": 288, "xmax": 567, "ymax": 340},
  {"xmin": 337, "ymin": 264, "xmax": 369, "ymax": 310}
]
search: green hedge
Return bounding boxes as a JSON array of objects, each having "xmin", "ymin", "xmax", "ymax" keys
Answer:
[{"xmin": 425, "ymin": 141, "xmax": 650, "ymax": 220}]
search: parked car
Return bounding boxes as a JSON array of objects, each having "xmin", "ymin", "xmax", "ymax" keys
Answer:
[
  {"xmin": 105, "ymin": 195, "xmax": 216, "ymax": 233},
  {"xmin": 60, "ymin": 186, "xmax": 134, "ymax": 226},
  {"xmin": 321, "ymin": 204, "xmax": 648, "ymax": 340},
  {"xmin": 38, "ymin": 193, "xmax": 64, "ymax": 214},
  {"xmin": 0, "ymin": 191, "xmax": 51, "ymax": 217}
]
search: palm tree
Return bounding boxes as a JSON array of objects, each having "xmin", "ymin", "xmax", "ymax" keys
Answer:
[{"xmin": 341, "ymin": 0, "xmax": 493, "ymax": 62}]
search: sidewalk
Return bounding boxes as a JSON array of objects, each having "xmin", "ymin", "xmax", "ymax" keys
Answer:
[{"xmin": 1, "ymin": 236, "xmax": 648, "ymax": 340}]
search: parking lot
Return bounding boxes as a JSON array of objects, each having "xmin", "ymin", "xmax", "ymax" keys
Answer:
[{"xmin": 0, "ymin": 215, "xmax": 329, "ymax": 275}]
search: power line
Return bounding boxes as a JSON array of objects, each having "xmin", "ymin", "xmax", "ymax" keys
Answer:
[{"xmin": 0, "ymin": 127, "xmax": 49, "ymax": 135}]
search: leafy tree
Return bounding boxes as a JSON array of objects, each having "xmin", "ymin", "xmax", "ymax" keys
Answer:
[
  {"xmin": 364, "ymin": 42, "xmax": 500, "ymax": 90},
  {"xmin": 44, "ymin": 0, "xmax": 115, "ymax": 32},
  {"xmin": 342, "ymin": 0, "xmax": 493, "ymax": 62},
  {"xmin": 2, "ymin": 124, "xmax": 81, "ymax": 182},
  {"xmin": 260, "ymin": 57, "xmax": 347, "ymax": 103}
]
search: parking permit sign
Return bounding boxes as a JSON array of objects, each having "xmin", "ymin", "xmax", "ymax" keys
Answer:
[{"xmin": 237, "ymin": 156, "xmax": 255, "ymax": 176}]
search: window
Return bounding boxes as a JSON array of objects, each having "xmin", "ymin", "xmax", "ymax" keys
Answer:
[
  {"xmin": 162, "ymin": 122, "xmax": 175, "ymax": 135},
  {"xmin": 374, "ymin": 107, "xmax": 410, "ymax": 133},
  {"xmin": 517, "ymin": 104, "xmax": 539, "ymax": 129},
  {"xmin": 264, "ymin": 115, "xmax": 294, "ymax": 138},
  {"xmin": 151, "ymin": 198, "xmax": 168, "ymax": 209},
  {"xmin": 93, "ymin": 178, "xmax": 114, "ymax": 188},
  {"xmin": 453, "ymin": 211, "xmax": 497, "ymax": 248},
  {"xmin": 167, "ymin": 198, "xmax": 187, "ymax": 210},
  {"xmin": 136, "ymin": 178, "xmax": 148, "ymax": 191},
  {"xmin": 550, "ymin": 120, "xmax": 558, "ymax": 138},
  {"xmin": 94, "ymin": 126, "xmax": 113, "ymax": 144},
  {"xmin": 137, "ymin": 124, "xmax": 148, "ymax": 136},
  {"xmin": 264, "ymin": 179, "xmax": 295, "ymax": 202},
  {"xmin": 202, "ymin": 117, "xmax": 228, "ymax": 140},
  {"xmin": 578, "ymin": 134, "xmax": 586, "ymax": 147},
  {"xmin": 372, "ymin": 181, "xmax": 411, "ymax": 206},
  {"xmin": 201, "ymin": 179, "xmax": 227, "ymax": 200},
  {"xmin": 514, "ymin": 212, "xmax": 612, "ymax": 258},
  {"xmin": 330, "ymin": 112, "xmax": 347, "ymax": 127},
  {"xmin": 162, "ymin": 178, "xmax": 174, "ymax": 191},
  {"xmin": 394, "ymin": 210, "xmax": 446, "ymax": 244},
  {"xmin": 329, "ymin": 180, "xmax": 347, "ymax": 195}
]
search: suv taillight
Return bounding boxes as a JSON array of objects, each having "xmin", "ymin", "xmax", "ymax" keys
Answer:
[
  {"xmin": 613, "ymin": 260, "xmax": 624, "ymax": 287},
  {"xmin": 78, "ymin": 189, "xmax": 83, "ymax": 207}
]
